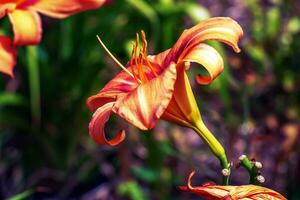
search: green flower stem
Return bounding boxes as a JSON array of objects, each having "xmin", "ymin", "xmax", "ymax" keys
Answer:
[
  {"xmin": 192, "ymin": 120, "xmax": 230, "ymax": 185},
  {"xmin": 239, "ymin": 155, "xmax": 262, "ymax": 185},
  {"xmin": 27, "ymin": 46, "xmax": 41, "ymax": 127}
]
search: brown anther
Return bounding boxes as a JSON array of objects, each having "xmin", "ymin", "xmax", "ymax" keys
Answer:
[
  {"xmin": 141, "ymin": 30, "xmax": 147, "ymax": 53},
  {"xmin": 140, "ymin": 30, "xmax": 158, "ymax": 76}
]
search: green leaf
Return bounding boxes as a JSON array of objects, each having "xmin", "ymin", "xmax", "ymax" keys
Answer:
[
  {"xmin": 7, "ymin": 190, "xmax": 33, "ymax": 200},
  {"xmin": 0, "ymin": 92, "xmax": 26, "ymax": 106},
  {"xmin": 118, "ymin": 181, "xmax": 148, "ymax": 200},
  {"xmin": 266, "ymin": 7, "xmax": 280, "ymax": 38}
]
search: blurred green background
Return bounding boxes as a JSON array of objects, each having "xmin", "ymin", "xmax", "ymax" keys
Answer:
[{"xmin": 0, "ymin": 0, "xmax": 299, "ymax": 199}]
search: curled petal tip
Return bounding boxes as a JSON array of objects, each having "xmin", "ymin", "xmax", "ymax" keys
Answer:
[
  {"xmin": 187, "ymin": 170, "xmax": 196, "ymax": 190},
  {"xmin": 182, "ymin": 43, "xmax": 224, "ymax": 85},
  {"xmin": 89, "ymin": 102, "xmax": 126, "ymax": 146},
  {"xmin": 30, "ymin": 0, "xmax": 107, "ymax": 19}
]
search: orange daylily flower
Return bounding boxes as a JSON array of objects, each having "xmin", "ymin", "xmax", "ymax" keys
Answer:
[
  {"xmin": 178, "ymin": 170, "xmax": 287, "ymax": 200},
  {"xmin": 87, "ymin": 17, "xmax": 243, "ymax": 146},
  {"xmin": 0, "ymin": 0, "xmax": 106, "ymax": 77}
]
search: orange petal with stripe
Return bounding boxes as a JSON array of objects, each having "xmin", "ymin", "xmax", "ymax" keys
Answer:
[
  {"xmin": 87, "ymin": 69, "xmax": 139, "ymax": 112},
  {"xmin": 0, "ymin": 36, "xmax": 17, "ymax": 77},
  {"xmin": 8, "ymin": 9, "xmax": 42, "ymax": 45},
  {"xmin": 89, "ymin": 101, "xmax": 126, "ymax": 146},
  {"xmin": 162, "ymin": 63, "xmax": 201, "ymax": 128},
  {"xmin": 30, "ymin": 0, "xmax": 106, "ymax": 19},
  {"xmin": 164, "ymin": 17, "xmax": 243, "ymax": 66},
  {"xmin": 178, "ymin": 171, "xmax": 287, "ymax": 200},
  {"xmin": 112, "ymin": 63, "xmax": 177, "ymax": 130},
  {"xmin": 181, "ymin": 43, "xmax": 224, "ymax": 85}
]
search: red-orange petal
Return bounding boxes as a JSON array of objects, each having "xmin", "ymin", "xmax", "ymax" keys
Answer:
[
  {"xmin": 0, "ymin": 3, "xmax": 16, "ymax": 19},
  {"xmin": 29, "ymin": 0, "xmax": 106, "ymax": 19},
  {"xmin": 8, "ymin": 9, "xmax": 42, "ymax": 45},
  {"xmin": 89, "ymin": 101, "xmax": 126, "ymax": 146},
  {"xmin": 112, "ymin": 63, "xmax": 177, "ymax": 130},
  {"xmin": 178, "ymin": 171, "xmax": 286, "ymax": 200},
  {"xmin": 0, "ymin": 36, "xmax": 17, "ymax": 77},
  {"xmin": 86, "ymin": 69, "xmax": 139, "ymax": 112},
  {"xmin": 164, "ymin": 17, "xmax": 243, "ymax": 66},
  {"xmin": 148, "ymin": 49, "xmax": 170, "ymax": 67},
  {"xmin": 181, "ymin": 43, "xmax": 224, "ymax": 85},
  {"xmin": 162, "ymin": 63, "xmax": 202, "ymax": 128}
]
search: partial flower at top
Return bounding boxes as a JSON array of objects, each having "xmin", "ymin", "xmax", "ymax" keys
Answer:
[
  {"xmin": 0, "ymin": 0, "xmax": 107, "ymax": 77},
  {"xmin": 178, "ymin": 170, "xmax": 287, "ymax": 200},
  {"xmin": 87, "ymin": 17, "xmax": 243, "ymax": 146}
]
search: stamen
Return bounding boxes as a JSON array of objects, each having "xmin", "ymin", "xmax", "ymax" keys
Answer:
[
  {"xmin": 140, "ymin": 31, "xmax": 158, "ymax": 76},
  {"xmin": 130, "ymin": 42, "xmax": 139, "ymax": 81},
  {"xmin": 133, "ymin": 34, "xmax": 147, "ymax": 83},
  {"xmin": 134, "ymin": 34, "xmax": 143, "ymax": 81},
  {"xmin": 141, "ymin": 51, "xmax": 158, "ymax": 76},
  {"xmin": 96, "ymin": 35, "xmax": 137, "ymax": 80},
  {"xmin": 141, "ymin": 31, "xmax": 147, "ymax": 53},
  {"xmin": 138, "ymin": 53, "xmax": 148, "ymax": 82}
]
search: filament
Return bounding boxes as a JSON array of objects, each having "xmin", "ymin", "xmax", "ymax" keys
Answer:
[{"xmin": 96, "ymin": 35, "xmax": 138, "ymax": 81}]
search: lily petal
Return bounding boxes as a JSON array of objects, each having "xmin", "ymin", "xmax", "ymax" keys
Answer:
[
  {"xmin": 181, "ymin": 43, "xmax": 224, "ymax": 85},
  {"xmin": 8, "ymin": 9, "xmax": 42, "ymax": 45},
  {"xmin": 179, "ymin": 185, "xmax": 287, "ymax": 200},
  {"xmin": 164, "ymin": 17, "xmax": 243, "ymax": 66},
  {"xmin": 0, "ymin": 3, "xmax": 16, "ymax": 19},
  {"xmin": 112, "ymin": 63, "xmax": 177, "ymax": 130},
  {"xmin": 86, "ymin": 70, "xmax": 139, "ymax": 112},
  {"xmin": 0, "ymin": 36, "xmax": 17, "ymax": 77},
  {"xmin": 89, "ymin": 101, "xmax": 126, "ymax": 146},
  {"xmin": 29, "ymin": 0, "xmax": 106, "ymax": 19},
  {"xmin": 148, "ymin": 49, "xmax": 170, "ymax": 67},
  {"xmin": 162, "ymin": 63, "xmax": 201, "ymax": 128},
  {"xmin": 178, "ymin": 171, "xmax": 287, "ymax": 200}
]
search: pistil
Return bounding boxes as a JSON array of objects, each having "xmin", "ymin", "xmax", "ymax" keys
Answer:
[{"xmin": 96, "ymin": 35, "xmax": 141, "ymax": 83}]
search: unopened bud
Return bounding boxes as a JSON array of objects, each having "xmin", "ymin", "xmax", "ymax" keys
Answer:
[
  {"xmin": 257, "ymin": 175, "xmax": 265, "ymax": 183},
  {"xmin": 239, "ymin": 155, "xmax": 247, "ymax": 161},
  {"xmin": 254, "ymin": 162, "xmax": 263, "ymax": 169},
  {"xmin": 222, "ymin": 168, "xmax": 230, "ymax": 177}
]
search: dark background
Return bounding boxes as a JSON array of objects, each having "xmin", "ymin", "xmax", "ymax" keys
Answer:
[{"xmin": 0, "ymin": 0, "xmax": 299, "ymax": 199}]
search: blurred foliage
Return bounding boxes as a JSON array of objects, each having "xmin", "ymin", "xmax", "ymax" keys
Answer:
[{"xmin": 0, "ymin": 0, "xmax": 299, "ymax": 199}]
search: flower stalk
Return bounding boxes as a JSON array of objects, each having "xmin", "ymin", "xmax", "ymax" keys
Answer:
[
  {"xmin": 239, "ymin": 155, "xmax": 264, "ymax": 185},
  {"xmin": 192, "ymin": 120, "xmax": 230, "ymax": 185},
  {"xmin": 27, "ymin": 46, "xmax": 40, "ymax": 127}
]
